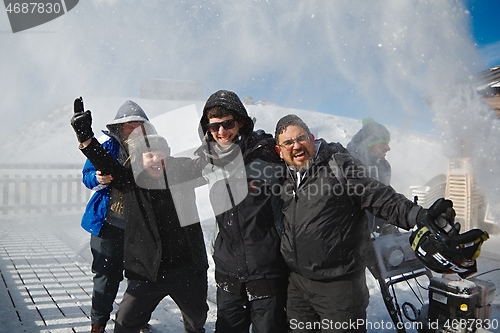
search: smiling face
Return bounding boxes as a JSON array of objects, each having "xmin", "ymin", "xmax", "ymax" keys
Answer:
[
  {"xmin": 275, "ymin": 125, "xmax": 316, "ymax": 172},
  {"xmin": 142, "ymin": 150, "xmax": 167, "ymax": 178},
  {"xmin": 208, "ymin": 115, "xmax": 243, "ymax": 148}
]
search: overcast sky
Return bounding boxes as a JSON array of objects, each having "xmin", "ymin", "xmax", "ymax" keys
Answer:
[{"xmin": 0, "ymin": 0, "xmax": 492, "ymax": 137}]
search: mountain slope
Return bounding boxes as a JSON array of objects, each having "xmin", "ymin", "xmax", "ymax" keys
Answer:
[{"xmin": 0, "ymin": 96, "xmax": 447, "ymax": 195}]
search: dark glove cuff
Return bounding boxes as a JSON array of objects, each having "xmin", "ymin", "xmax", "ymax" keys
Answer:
[
  {"xmin": 76, "ymin": 131, "xmax": 94, "ymax": 143},
  {"xmin": 408, "ymin": 205, "xmax": 424, "ymax": 229}
]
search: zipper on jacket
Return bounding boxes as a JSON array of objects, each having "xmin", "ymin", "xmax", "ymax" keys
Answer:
[
  {"xmin": 287, "ymin": 167, "xmax": 299, "ymax": 269},
  {"xmin": 292, "ymin": 190, "xmax": 299, "ymax": 269}
]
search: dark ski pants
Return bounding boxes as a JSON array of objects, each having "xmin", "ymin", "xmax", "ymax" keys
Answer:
[
  {"xmin": 215, "ymin": 285, "xmax": 288, "ymax": 333},
  {"xmin": 90, "ymin": 225, "xmax": 125, "ymax": 325},
  {"xmin": 287, "ymin": 271, "xmax": 369, "ymax": 333},
  {"xmin": 114, "ymin": 272, "xmax": 208, "ymax": 333}
]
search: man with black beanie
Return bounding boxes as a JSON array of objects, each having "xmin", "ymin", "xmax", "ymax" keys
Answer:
[
  {"xmin": 274, "ymin": 114, "xmax": 456, "ymax": 333},
  {"xmin": 71, "ymin": 98, "xmax": 209, "ymax": 333},
  {"xmin": 78, "ymin": 99, "xmax": 155, "ymax": 333},
  {"xmin": 196, "ymin": 90, "xmax": 288, "ymax": 333}
]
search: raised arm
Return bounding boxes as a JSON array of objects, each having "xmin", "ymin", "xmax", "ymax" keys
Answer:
[{"xmin": 71, "ymin": 97, "xmax": 132, "ymax": 190}]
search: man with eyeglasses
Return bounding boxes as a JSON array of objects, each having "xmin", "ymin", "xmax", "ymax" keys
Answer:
[
  {"xmin": 274, "ymin": 114, "xmax": 455, "ymax": 333},
  {"xmin": 195, "ymin": 90, "xmax": 289, "ymax": 333}
]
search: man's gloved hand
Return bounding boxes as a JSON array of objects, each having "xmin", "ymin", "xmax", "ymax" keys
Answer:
[
  {"xmin": 428, "ymin": 198, "xmax": 455, "ymax": 221},
  {"xmin": 418, "ymin": 198, "xmax": 458, "ymax": 235},
  {"xmin": 71, "ymin": 96, "xmax": 94, "ymax": 143}
]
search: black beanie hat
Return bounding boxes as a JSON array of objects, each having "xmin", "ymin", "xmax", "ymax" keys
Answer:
[
  {"xmin": 129, "ymin": 134, "xmax": 171, "ymax": 159},
  {"xmin": 199, "ymin": 90, "xmax": 254, "ymax": 138},
  {"xmin": 275, "ymin": 114, "xmax": 311, "ymax": 142}
]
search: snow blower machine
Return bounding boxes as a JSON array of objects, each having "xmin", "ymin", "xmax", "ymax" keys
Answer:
[{"xmin": 367, "ymin": 198, "xmax": 496, "ymax": 333}]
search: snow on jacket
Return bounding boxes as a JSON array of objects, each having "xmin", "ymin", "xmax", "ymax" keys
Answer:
[
  {"xmin": 80, "ymin": 100, "xmax": 152, "ymax": 236},
  {"xmin": 196, "ymin": 130, "xmax": 288, "ymax": 283},
  {"xmin": 280, "ymin": 139, "xmax": 420, "ymax": 281},
  {"xmin": 80, "ymin": 138, "xmax": 208, "ymax": 283}
]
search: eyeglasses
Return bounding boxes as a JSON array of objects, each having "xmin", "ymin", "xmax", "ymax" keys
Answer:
[
  {"xmin": 278, "ymin": 134, "xmax": 310, "ymax": 149},
  {"xmin": 207, "ymin": 119, "xmax": 236, "ymax": 132}
]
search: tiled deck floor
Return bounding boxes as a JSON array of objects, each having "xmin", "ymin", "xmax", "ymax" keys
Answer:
[
  {"xmin": 0, "ymin": 214, "xmax": 216, "ymax": 332},
  {"xmin": 1, "ymin": 214, "xmax": 499, "ymax": 333}
]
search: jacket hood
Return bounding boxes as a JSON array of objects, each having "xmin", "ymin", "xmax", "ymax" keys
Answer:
[
  {"xmin": 199, "ymin": 90, "xmax": 254, "ymax": 140},
  {"xmin": 106, "ymin": 100, "xmax": 150, "ymax": 131}
]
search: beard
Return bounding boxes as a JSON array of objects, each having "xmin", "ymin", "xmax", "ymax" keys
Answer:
[{"xmin": 289, "ymin": 157, "xmax": 313, "ymax": 173}]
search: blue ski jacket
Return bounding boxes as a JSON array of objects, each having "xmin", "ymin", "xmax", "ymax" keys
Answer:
[
  {"xmin": 81, "ymin": 136, "xmax": 119, "ymax": 236},
  {"xmin": 80, "ymin": 99, "xmax": 153, "ymax": 236}
]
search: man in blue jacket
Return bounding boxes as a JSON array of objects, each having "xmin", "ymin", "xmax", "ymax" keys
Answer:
[{"xmin": 80, "ymin": 100, "xmax": 154, "ymax": 333}]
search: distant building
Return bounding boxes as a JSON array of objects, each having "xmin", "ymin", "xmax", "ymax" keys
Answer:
[{"xmin": 140, "ymin": 78, "xmax": 204, "ymax": 100}]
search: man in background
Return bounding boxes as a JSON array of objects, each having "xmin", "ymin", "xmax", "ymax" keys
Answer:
[{"xmin": 346, "ymin": 118, "xmax": 394, "ymax": 234}]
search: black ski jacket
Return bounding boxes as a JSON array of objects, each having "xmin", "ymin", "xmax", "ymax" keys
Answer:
[
  {"xmin": 196, "ymin": 131, "xmax": 288, "ymax": 283},
  {"xmin": 81, "ymin": 138, "xmax": 208, "ymax": 283},
  {"xmin": 280, "ymin": 139, "xmax": 420, "ymax": 281}
]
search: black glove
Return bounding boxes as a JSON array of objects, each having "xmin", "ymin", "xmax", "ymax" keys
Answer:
[
  {"xmin": 71, "ymin": 96, "xmax": 94, "ymax": 143},
  {"xmin": 422, "ymin": 198, "xmax": 458, "ymax": 235},
  {"xmin": 428, "ymin": 198, "xmax": 455, "ymax": 221}
]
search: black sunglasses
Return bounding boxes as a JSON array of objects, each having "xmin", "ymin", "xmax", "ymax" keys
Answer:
[{"xmin": 207, "ymin": 119, "xmax": 236, "ymax": 132}]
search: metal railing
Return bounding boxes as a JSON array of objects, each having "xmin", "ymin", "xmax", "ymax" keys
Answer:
[{"xmin": 0, "ymin": 164, "xmax": 90, "ymax": 216}]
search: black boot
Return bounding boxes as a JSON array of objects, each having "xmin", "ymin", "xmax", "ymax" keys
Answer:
[{"xmin": 90, "ymin": 323, "xmax": 106, "ymax": 333}]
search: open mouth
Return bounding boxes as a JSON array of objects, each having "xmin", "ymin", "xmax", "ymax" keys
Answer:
[
  {"xmin": 294, "ymin": 151, "xmax": 304, "ymax": 157},
  {"xmin": 293, "ymin": 150, "xmax": 306, "ymax": 159}
]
